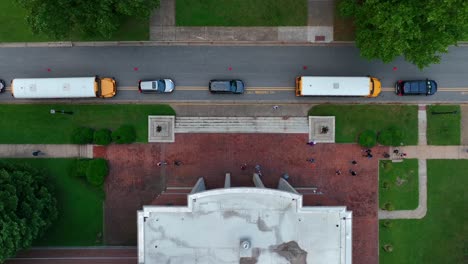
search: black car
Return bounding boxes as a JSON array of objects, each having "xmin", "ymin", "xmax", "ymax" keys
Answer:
[
  {"xmin": 209, "ymin": 80, "xmax": 245, "ymax": 94},
  {"xmin": 395, "ymin": 79, "xmax": 437, "ymax": 96},
  {"xmin": 0, "ymin": 79, "xmax": 5, "ymax": 93}
]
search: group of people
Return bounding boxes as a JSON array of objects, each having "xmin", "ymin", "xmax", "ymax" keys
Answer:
[{"xmin": 157, "ymin": 160, "xmax": 183, "ymax": 167}]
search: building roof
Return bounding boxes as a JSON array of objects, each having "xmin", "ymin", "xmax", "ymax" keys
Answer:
[{"xmin": 138, "ymin": 188, "xmax": 352, "ymax": 264}]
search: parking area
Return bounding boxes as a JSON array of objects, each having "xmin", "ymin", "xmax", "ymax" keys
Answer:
[{"xmin": 95, "ymin": 133, "xmax": 383, "ymax": 263}]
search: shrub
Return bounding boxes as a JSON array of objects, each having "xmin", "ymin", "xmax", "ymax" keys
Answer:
[
  {"xmin": 86, "ymin": 158, "xmax": 108, "ymax": 186},
  {"xmin": 383, "ymin": 220, "xmax": 393, "ymax": 228},
  {"xmin": 112, "ymin": 125, "xmax": 136, "ymax": 144},
  {"xmin": 383, "ymin": 244, "xmax": 394, "ymax": 252},
  {"xmin": 378, "ymin": 126, "xmax": 405, "ymax": 146},
  {"xmin": 94, "ymin": 129, "xmax": 112, "ymax": 145},
  {"xmin": 70, "ymin": 159, "xmax": 91, "ymax": 178},
  {"xmin": 358, "ymin": 129, "xmax": 377, "ymax": 148},
  {"xmin": 71, "ymin": 127, "xmax": 94, "ymax": 144},
  {"xmin": 383, "ymin": 202, "xmax": 395, "ymax": 211}
]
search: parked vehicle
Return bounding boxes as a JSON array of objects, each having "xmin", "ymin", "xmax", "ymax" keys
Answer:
[
  {"xmin": 395, "ymin": 79, "xmax": 437, "ymax": 96},
  {"xmin": 295, "ymin": 76, "xmax": 381, "ymax": 97},
  {"xmin": 138, "ymin": 79, "xmax": 175, "ymax": 93},
  {"xmin": 209, "ymin": 80, "xmax": 245, "ymax": 94},
  {"xmin": 0, "ymin": 79, "xmax": 5, "ymax": 93},
  {"xmin": 11, "ymin": 77, "xmax": 116, "ymax": 99}
]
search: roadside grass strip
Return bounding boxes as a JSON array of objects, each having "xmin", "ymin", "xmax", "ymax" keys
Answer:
[
  {"xmin": 176, "ymin": 0, "xmax": 307, "ymax": 26},
  {"xmin": 3, "ymin": 159, "xmax": 104, "ymax": 246},
  {"xmin": 0, "ymin": 0, "xmax": 148, "ymax": 42},
  {"xmin": 379, "ymin": 160, "xmax": 467, "ymax": 264},
  {"xmin": 308, "ymin": 105, "xmax": 418, "ymax": 144},
  {"xmin": 0, "ymin": 104, "xmax": 175, "ymax": 143},
  {"xmin": 379, "ymin": 159, "xmax": 418, "ymax": 210},
  {"xmin": 426, "ymin": 105, "xmax": 461, "ymax": 145}
]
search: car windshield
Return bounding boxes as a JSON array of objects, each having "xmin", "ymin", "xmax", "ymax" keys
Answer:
[
  {"xmin": 157, "ymin": 80, "xmax": 166, "ymax": 92},
  {"xmin": 426, "ymin": 80, "xmax": 432, "ymax": 93},
  {"xmin": 230, "ymin": 81, "xmax": 237, "ymax": 91}
]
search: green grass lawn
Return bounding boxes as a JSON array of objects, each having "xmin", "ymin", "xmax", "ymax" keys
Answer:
[
  {"xmin": 0, "ymin": 0, "xmax": 149, "ymax": 42},
  {"xmin": 0, "ymin": 104, "xmax": 175, "ymax": 143},
  {"xmin": 379, "ymin": 159, "xmax": 418, "ymax": 210},
  {"xmin": 308, "ymin": 105, "xmax": 418, "ymax": 144},
  {"xmin": 379, "ymin": 160, "xmax": 467, "ymax": 264},
  {"xmin": 3, "ymin": 159, "xmax": 103, "ymax": 246},
  {"xmin": 176, "ymin": 0, "xmax": 307, "ymax": 26},
  {"xmin": 426, "ymin": 105, "xmax": 461, "ymax": 145}
]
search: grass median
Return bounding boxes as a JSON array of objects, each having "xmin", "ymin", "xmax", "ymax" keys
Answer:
[
  {"xmin": 308, "ymin": 105, "xmax": 418, "ymax": 145},
  {"xmin": 379, "ymin": 160, "xmax": 467, "ymax": 264},
  {"xmin": 0, "ymin": 104, "xmax": 175, "ymax": 143},
  {"xmin": 426, "ymin": 105, "xmax": 461, "ymax": 145},
  {"xmin": 3, "ymin": 158, "xmax": 103, "ymax": 246},
  {"xmin": 176, "ymin": 0, "xmax": 307, "ymax": 26},
  {"xmin": 379, "ymin": 159, "xmax": 418, "ymax": 210}
]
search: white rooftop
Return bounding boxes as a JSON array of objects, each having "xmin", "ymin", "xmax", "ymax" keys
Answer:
[{"xmin": 138, "ymin": 188, "xmax": 352, "ymax": 264}]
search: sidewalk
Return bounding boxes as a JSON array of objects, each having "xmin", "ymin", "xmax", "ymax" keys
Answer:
[
  {"xmin": 379, "ymin": 104, "xmax": 468, "ymax": 220},
  {"xmin": 150, "ymin": 0, "xmax": 334, "ymax": 42},
  {"xmin": 0, "ymin": 144, "xmax": 93, "ymax": 158}
]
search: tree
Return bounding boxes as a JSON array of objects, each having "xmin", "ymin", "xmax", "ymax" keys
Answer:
[
  {"xmin": 0, "ymin": 162, "xmax": 57, "ymax": 262},
  {"xmin": 86, "ymin": 159, "xmax": 109, "ymax": 186},
  {"xmin": 339, "ymin": 0, "xmax": 468, "ymax": 69},
  {"xmin": 16, "ymin": 0, "xmax": 160, "ymax": 39},
  {"xmin": 358, "ymin": 129, "xmax": 377, "ymax": 148},
  {"xmin": 378, "ymin": 126, "xmax": 404, "ymax": 146},
  {"xmin": 94, "ymin": 129, "xmax": 112, "ymax": 145},
  {"xmin": 71, "ymin": 127, "xmax": 94, "ymax": 144}
]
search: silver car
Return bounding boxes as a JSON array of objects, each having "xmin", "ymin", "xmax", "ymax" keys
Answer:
[{"xmin": 138, "ymin": 79, "xmax": 175, "ymax": 93}]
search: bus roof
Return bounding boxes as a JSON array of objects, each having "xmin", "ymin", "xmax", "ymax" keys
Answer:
[
  {"xmin": 299, "ymin": 77, "xmax": 371, "ymax": 96},
  {"xmin": 12, "ymin": 77, "xmax": 97, "ymax": 99}
]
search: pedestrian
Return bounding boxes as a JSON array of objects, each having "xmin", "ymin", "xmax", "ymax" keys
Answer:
[
  {"xmin": 349, "ymin": 169, "xmax": 357, "ymax": 176},
  {"xmin": 393, "ymin": 149, "xmax": 399, "ymax": 154},
  {"xmin": 367, "ymin": 153, "xmax": 373, "ymax": 159},
  {"xmin": 306, "ymin": 158, "xmax": 315, "ymax": 163},
  {"xmin": 157, "ymin": 161, "xmax": 167, "ymax": 167},
  {"xmin": 306, "ymin": 140, "xmax": 316, "ymax": 146},
  {"xmin": 335, "ymin": 169, "xmax": 342, "ymax": 175},
  {"xmin": 351, "ymin": 160, "xmax": 357, "ymax": 165},
  {"xmin": 273, "ymin": 105, "xmax": 279, "ymax": 110},
  {"xmin": 32, "ymin": 150, "xmax": 41, "ymax": 156},
  {"xmin": 174, "ymin": 160, "xmax": 183, "ymax": 166},
  {"xmin": 383, "ymin": 152, "xmax": 390, "ymax": 158},
  {"xmin": 400, "ymin": 153, "xmax": 407, "ymax": 158},
  {"xmin": 240, "ymin": 163, "xmax": 247, "ymax": 170}
]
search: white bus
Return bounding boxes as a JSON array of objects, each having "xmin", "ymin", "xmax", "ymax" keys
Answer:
[
  {"xmin": 11, "ymin": 76, "xmax": 116, "ymax": 99},
  {"xmin": 295, "ymin": 76, "xmax": 381, "ymax": 97}
]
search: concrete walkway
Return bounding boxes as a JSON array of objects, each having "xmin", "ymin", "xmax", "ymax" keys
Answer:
[
  {"xmin": 379, "ymin": 104, "xmax": 468, "ymax": 220},
  {"xmin": 150, "ymin": 0, "xmax": 334, "ymax": 42},
  {"xmin": 0, "ymin": 144, "xmax": 93, "ymax": 158}
]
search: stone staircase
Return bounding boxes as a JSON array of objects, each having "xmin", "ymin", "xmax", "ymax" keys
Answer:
[
  {"xmin": 175, "ymin": 117, "xmax": 309, "ymax": 133},
  {"xmin": 79, "ymin": 145, "xmax": 93, "ymax": 158}
]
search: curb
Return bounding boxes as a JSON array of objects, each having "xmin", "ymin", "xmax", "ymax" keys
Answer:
[
  {"xmin": 0, "ymin": 41, "xmax": 356, "ymax": 48},
  {"xmin": 1, "ymin": 41, "xmax": 467, "ymax": 48}
]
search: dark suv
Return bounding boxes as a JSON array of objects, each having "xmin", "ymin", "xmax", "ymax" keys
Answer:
[
  {"xmin": 395, "ymin": 79, "xmax": 437, "ymax": 96},
  {"xmin": 209, "ymin": 80, "xmax": 245, "ymax": 94}
]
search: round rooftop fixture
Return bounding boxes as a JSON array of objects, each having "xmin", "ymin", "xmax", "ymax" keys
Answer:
[{"xmin": 241, "ymin": 240, "xmax": 251, "ymax": 250}]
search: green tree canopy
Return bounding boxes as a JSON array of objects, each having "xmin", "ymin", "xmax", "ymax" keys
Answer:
[
  {"xmin": 340, "ymin": 0, "xmax": 468, "ymax": 69},
  {"xmin": 0, "ymin": 162, "xmax": 57, "ymax": 262},
  {"xmin": 16, "ymin": 0, "xmax": 160, "ymax": 39}
]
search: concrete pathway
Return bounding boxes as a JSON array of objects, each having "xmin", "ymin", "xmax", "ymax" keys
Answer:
[
  {"xmin": 461, "ymin": 105, "xmax": 468, "ymax": 145},
  {"xmin": 150, "ymin": 0, "xmax": 334, "ymax": 42},
  {"xmin": 0, "ymin": 144, "xmax": 93, "ymax": 158},
  {"xmin": 379, "ymin": 104, "xmax": 468, "ymax": 220}
]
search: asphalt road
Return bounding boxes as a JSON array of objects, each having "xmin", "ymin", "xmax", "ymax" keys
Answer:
[{"xmin": 0, "ymin": 45, "xmax": 467, "ymax": 103}]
